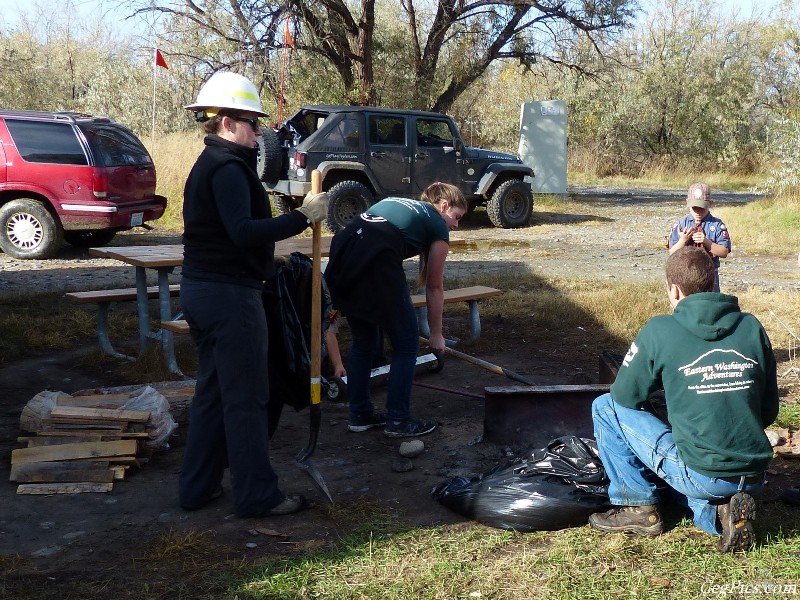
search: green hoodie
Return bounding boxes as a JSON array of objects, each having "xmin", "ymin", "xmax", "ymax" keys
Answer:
[{"xmin": 610, "ymin": 292, "xmax": 778, "ymax": 477}]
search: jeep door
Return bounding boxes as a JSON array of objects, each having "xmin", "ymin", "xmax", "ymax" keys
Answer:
[
  {"xmin": 411, "ymin": 117, "xmax": 462, "ymax": 195},
  {"xmin": 366, "ymin": 114, "xmax": 411, "ymax": 196}
]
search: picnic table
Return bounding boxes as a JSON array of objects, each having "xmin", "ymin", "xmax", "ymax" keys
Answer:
[{"xmin": 87, "ymin": 237, "xmax": 333, "ymax": 376}]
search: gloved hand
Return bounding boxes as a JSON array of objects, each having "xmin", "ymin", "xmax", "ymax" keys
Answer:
[{"xmin": 295, "ymin": 191, "xmax": 328, "ymax": 224}]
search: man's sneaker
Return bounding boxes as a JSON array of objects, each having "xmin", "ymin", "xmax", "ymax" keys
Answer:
[
  {"xmin": 717, "ymin": 491, "xmax": 756, "ymax": 553},
  {"xmin": 588, "ymin": 505, "xmax": 664, "ymax": 537},
  {"xmin": 384, "ymin": 419, "xmax": 437, "ymax": 438},
  {"xmin": 265, "ymin": 494, "xmax": 306, "ymax": 516},
  {"xmin": 348, "ymin": 412, "xmax": 386, "ymax": 432}
]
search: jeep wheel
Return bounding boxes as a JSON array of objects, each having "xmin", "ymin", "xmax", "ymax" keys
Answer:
[
  {"xmin": 64, "ymin": 230, "xmax": 117, "ymax": 248},
  {"xmin": 256, "ymin": 127, "xmax": 283, "ymax": 184},
  {"xmin": 325, "ymin": 181, "xmax": 373, "ymax": 233},
  {"xmin": 0, "ymin": 198, "xmax": 64, "ymax": 259},
  {"xmin": 486, "ymin": 179, "xmax": 533, "ymax": 228},
  {"xmin": 271, "ymin": 194, "xmax": 297, "ymax": 216}
]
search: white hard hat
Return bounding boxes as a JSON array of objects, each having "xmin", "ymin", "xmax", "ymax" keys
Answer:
[{"xmin": 184, "ymin": 71, "xmax": 268, "ymax": 116}]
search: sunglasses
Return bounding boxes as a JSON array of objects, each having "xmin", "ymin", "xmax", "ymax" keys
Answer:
[{"xmin": 226, "ymin": 114, "xmax": 261, "ymax": 132}]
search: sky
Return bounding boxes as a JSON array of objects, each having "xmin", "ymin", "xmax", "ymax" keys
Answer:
[
  {"xmin": 0, "ymin": 0, "xmax": 793, "ymax": 39},
  {"xmin": 0, "ymin": 0, "xmax": 156, "ymax": 39}
]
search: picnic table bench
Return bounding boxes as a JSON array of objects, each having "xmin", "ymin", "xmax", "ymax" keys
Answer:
[
  {"xmin": 162, "ymin": 285, "xmax": 501, "ymax": 345},
  {"xmin": 66, "ymin": 285, "xmax": 181, "ymax": 360}
]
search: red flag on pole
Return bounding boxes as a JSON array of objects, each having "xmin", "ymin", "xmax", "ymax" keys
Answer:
[
  {"xmin": 283, "ymin": 18, "xmax": 295, "ymax": 49},
  {"xmin": 155, "ymin": 49, "xmax": 169, "ymax": 70}
]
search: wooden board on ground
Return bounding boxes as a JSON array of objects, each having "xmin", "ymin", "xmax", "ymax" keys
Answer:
[
  {"xmin": 111, "ymin": 465, "xmax": 128, "ymax": 480},
  {"xmin": 55, "ymin": 393, "xmax": 134, "ymax": 408},
  {"xmin": 34, "ymin": 430, "xmax": 150, "ymax": 438},
  {"xmin": 19, "ymin": 435, "xmax": 123, "ymax": 446},
  {"xmin": 49, "ymin": 406, "xmax": 150, "ymax": 423},
  {"xmin": 17, "ymin": 482, "xmax": 114, "ymax": 495},
  {"xmin": 11, "ymin": 461, "xmax": 114, "ymax": 483},
  {"xmin": 11, "ymin": 439, "xmax": 138, "ymax": 465}
]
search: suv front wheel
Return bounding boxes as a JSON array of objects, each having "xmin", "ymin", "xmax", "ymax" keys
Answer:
[
  {"xmin": 325, "ymin": 181, "xmax": 374, "ymax": 233},
  {"xmin": 486, "ymin": 179, "xmax": 533, "ymax": 228},
  {"xmin": 0, "ymin": 198, "xmax": 64, "ymax": 259}
]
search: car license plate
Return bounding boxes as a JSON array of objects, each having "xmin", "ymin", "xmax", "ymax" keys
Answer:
[{"xmin": 130, "ymin": 212, "xmax": 144, "ymax": 226}]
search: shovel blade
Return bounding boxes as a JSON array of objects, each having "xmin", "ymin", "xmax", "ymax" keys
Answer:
[{"xmin": 295, "ymin": 457, "xmax": 334, "ymax": 504}]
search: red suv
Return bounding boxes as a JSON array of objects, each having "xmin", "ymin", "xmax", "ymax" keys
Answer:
[{"xmin": 0, "ymin": 109, "xmax": 167, "ymax": 259}]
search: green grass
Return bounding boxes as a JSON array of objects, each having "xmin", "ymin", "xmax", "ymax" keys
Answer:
[
  {"xmin": 716, "ymin": 194, "xmax": 800, "ymax": 255},
  {"xmin": 0, "ymin": 294, "xmax": 119, "ymax": 363},
  {"xmin": 226, "ymin": 503, "xmax": 800, "ymax": 599}
]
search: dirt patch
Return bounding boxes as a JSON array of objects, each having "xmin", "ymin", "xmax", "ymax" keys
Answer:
[{"xmin": 0, "ymin": 186, "xmax": 798, "ymax": 598}]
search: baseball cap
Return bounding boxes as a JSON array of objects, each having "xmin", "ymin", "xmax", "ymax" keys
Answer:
[{"xmin": 686, "ymin": 182, "xmax": 710, "ymax": 209}]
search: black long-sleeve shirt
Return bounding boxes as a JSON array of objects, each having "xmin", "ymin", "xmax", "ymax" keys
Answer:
[{"xmin": 182, "ymin": 135, "xmax": 307, "ymax": 287}]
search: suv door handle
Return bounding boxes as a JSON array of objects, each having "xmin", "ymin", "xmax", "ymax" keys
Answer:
[
  {"xmin": 414, "ymin": 152, "xmax": 428, "ymax": 159},
  {"xmin": 370, "ymin": 151, "xmax": 386, "ymax": 158}
]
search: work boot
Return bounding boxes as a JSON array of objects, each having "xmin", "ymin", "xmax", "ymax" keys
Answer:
[
  {"xmin": 384, "ymin": 418, "xmax": 437, "ymax": 438},
  {"xmin": 348, "ymin": 411, "xmax": 386, "ymax": 432},
  {"xmin": 589, "ymin": 505, "xmax": 663, "ymax": 537},
  {"xmin": 717, "ymin": 491, "xmax": 756, "ymax": 553}
]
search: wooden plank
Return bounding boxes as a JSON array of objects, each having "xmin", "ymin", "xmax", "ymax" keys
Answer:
[
  {"xmin": 110, "ymin": 465, "xmax": 128, "ymax": 480},
  {"xmin": 50, "ymin": 406, "xmax": 151, "ymax": 423},
  {"xmin": 43, "ymin": 420, "xmax": 126, "ymax": 431},
  {"xmin": 17, "ymin": 482, "xmax": 114, "ymax": 495},
  {"xmin": 11, "ymin": 440, "xmax": 138, "ymax": 465},
  {"xmin": 56, "ymin": 393, "xmax": 134, "ymax": 408},
  {"xmin": 65, "ymin": 285, "xmax": 180, "ymax": 304},
  {"xmin": 11, "ymin": 462, "xmax": 114, "ymax": 483},
  {"xmin": 410, "ymin": 286, "xmax": 501, "ymax": 308},
  {"xmin": 36, "ymin": 429, "xmax": 149, "ymax": 438},
  {"xmin": 21, "ymin": 435, "xmax": 122, "ymax": 447},
  {"xmin": 161, "ymin": 320, "xmax": 190, "ymax": 335}
]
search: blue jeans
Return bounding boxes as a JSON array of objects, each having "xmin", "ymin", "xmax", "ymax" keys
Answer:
[
  {"xmin": 592, "ymin": 393, "xmax": 764, "ymax": 534},
  {"xmin": 345, "ymin": 288, "xmax": 419, "ymax": 423}
]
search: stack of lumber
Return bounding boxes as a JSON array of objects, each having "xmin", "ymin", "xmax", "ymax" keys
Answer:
[{"xmin": 11, "ymin": 390, "xmax": 169, "ymax": 495}]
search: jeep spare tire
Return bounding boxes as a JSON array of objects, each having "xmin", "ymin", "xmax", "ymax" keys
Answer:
[
  {"xmin": 325, "ymin": 181, "xmax": 373, "ymax": 233},
  {"xmin": 487, "ymin": 179, "xmax": 533, "ymax": 228},
  {"xmin": 0, "ymin": 198, "xmax": 64, "ymax": 259},
  {"xmin": 256, "ymin": 127, "xmax": 283, "ymax": 184}
]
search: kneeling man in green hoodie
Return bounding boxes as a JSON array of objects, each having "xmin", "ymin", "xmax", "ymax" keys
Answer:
[{"xmin": 589, "ymin": 246, "xmax": 778, "ymax": 552}]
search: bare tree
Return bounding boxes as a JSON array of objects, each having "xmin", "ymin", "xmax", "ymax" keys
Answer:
[
  {"xmin": 123, "ymin": 0, "xmax": 634, "ymax": 111},
  {"xmin": 399, "ymin": 0, "xmax": 636, "ymax": 112},
  {"xmin": 122, "ymin": 0, "xmax": 288, "ymax": 99}
]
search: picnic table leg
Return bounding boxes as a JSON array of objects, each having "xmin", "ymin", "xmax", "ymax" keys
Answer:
[
  {"xmin": 96, "ymin": 301, "xmax": 134, "ymax": 361},
  {"xmin": 135, "ymin": 266, "xmax": 150, "ymax": 355},
  {"xmin": 156, "ymin": 267, "xmax": 184, "ymax": 378},
  {"xmin": 465, "ymin": 299, "xmax": 481, "ymax": 345}
]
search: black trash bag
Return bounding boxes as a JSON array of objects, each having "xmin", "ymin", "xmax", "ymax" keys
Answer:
[
  {"xmin": 262, "ymin": 252, "xmax": 331, "ymax": 435},
  {"xmin": 431, "ymin": 436, "xmax": 611, "ymax": 532}
]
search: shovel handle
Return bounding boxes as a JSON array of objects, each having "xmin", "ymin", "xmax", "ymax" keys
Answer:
[
  {"xmin": 310, "ymin": 170, "xmax": 323, "ymax": 407},
  {"xmin": 422, "ymin": 337, "xmax": 535, "ymax": 386}
]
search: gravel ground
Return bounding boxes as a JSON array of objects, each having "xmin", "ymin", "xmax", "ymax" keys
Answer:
[{"xmin": 0, "ymin": 185, "xmax": 798, "ymax": 298}]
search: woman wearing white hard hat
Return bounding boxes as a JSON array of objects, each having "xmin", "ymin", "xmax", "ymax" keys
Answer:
[{"xmin": 178, "ymin": 71, "xmax": 327, "ymax": 518}]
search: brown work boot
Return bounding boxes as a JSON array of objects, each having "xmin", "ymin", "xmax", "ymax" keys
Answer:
[
  {"xmin": 717, "ymin": 492, "xmax": 756, "ymax": 553},
  {"xmin": 589, "ymin": 505, "xmax": 663, "ymax": 537}
]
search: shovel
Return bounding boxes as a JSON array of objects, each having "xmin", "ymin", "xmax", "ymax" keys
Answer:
[
  {"xmin": 421, "ymin": 337, "xmax": 536, "ymax": 386},
  {"xmin": 295, "ymin": 169, "xmax": 334, "ymax": 504}
]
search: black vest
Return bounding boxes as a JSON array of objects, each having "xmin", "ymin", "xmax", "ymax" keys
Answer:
[{"xmin": 182, "ymin": 135, "xmax": 273, "ymax": 286}]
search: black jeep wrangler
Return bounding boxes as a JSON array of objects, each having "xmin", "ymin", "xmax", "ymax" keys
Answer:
[{"xmin": 257, "ymin": 105, "xmax": 534, "ymax": 232}]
